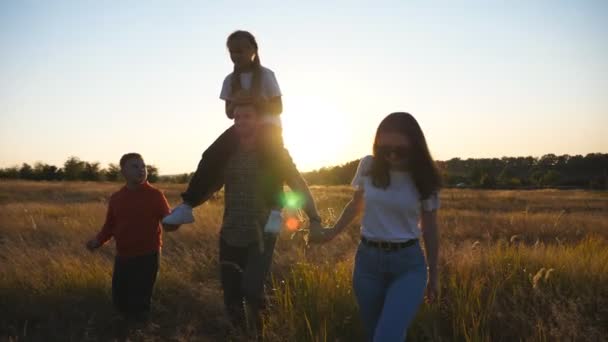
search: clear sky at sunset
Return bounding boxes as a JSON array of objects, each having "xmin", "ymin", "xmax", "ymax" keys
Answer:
[{"xmin": 1, "ymin": 0, "xmax": 607, "ymax": 174}]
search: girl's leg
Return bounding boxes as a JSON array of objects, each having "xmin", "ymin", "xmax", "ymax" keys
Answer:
[
  {"xmin": 181, "ymin": 126, "xmax": 239, "ymax": 207},
  {"xmin": 373, "ymin": 245, "xmax": 427, "ymax": 342},
  {"xmin": 352, "ymin": 243, "xmax": 386, "ymax": 341}
]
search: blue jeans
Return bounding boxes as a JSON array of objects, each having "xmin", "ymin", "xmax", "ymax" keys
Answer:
[{"xmin": 353, "ymin": 241, "xmax": 427, "ymax": 341}]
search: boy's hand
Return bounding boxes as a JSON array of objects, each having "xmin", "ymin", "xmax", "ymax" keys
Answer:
[
  {"xmin": 86, "ymin": 238, "xmax": 101, "ymax": 251},
  {"xmin": 163, "ymin": 223, "xmax": 181, "ymax": 232}
]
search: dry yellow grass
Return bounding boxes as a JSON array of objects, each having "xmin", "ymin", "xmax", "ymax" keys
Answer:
[{"xmin": 1, "ymin": 181, "xmax": 607, "ymax": 341}]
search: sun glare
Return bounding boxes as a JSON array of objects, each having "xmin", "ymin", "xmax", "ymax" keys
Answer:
[{"xmin": 281, "ymin": 98, "xmax": 354, "ymax": 171}]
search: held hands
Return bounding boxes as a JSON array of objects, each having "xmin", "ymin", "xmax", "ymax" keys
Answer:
[
  {"xmin": 307, "ymin": 221, "xmax": 337, "ymax": 244},
  {"xmin": 85, "ymin": 238, "xmax": 101, "ymax": 251}
]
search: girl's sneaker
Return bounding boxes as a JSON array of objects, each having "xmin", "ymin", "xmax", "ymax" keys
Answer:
[{"xmin": 162, "ymin": 203, "xmax": 195, "ymax": 225}]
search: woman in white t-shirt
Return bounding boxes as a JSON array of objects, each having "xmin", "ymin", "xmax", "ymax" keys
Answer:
[{"xmin": 314, "ymin": 112, "xmax": 442, "ymax": 341}]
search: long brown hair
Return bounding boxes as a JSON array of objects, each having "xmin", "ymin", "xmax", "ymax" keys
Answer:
[
  {"xmin": 370, "ymin": 112, "xmax": 442, "ymax": 199},
  {"xmin": 226, "ymin": 30, "xmax": 262, "ymax": 99}
]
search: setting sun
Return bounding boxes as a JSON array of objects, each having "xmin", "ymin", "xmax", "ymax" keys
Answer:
[{"xmin": 282, "ymin": 96, "xmax": 357, "ymax": 171}]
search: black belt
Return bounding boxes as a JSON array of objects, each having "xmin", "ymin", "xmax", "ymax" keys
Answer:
[{"xmin": 361, "ymin": 236, "xmax": 417, "ymax": 251}]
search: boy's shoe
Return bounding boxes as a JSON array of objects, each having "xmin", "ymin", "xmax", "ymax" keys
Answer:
[{"xmin": 162, "ymin": 203, "xmax": 195, "ymax": 225}]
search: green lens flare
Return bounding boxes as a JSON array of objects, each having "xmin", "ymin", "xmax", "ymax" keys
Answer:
[{"xmin": 282, "ymin": 191, "xmax": 305, "ymax": 209}]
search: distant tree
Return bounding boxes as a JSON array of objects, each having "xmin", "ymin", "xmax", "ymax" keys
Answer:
[
  {"xmin": 507, "ymin": 177, "xmax": 522, "ymax": 187},
  {"xmin": 19, "ymin": 163, "xmax": 34, "ymax": 180},
  {"xmin": 105, "ymin": 163, "xmax": 122, "ymax": 182},
  {"xmin": 446, "ymin": 173, "xmax": 468, "ymax": 186},
  {"xmin": 33, "ymin": 163, "xmax": 60, "ymax": 181},
  {"xmin": 479, "ymin": 172, "xmax": 497, "ymax": 188},
  {"xmin": 529, "ymin": 170, "xmax": 545, "ymax": 187},
  {"xmin": 538, "ymin": 154, "xmax": 558, "ymax": 168},
  {"xmin": 556, "ymin": 154, "xmax": 570, "ymax": 169},
  {"xmin": 541, "ymin": 170, "xmax": 561, "ymax": 186},
  {"xmin": 177, "ymin": 173, "xmax": 192, "ymax": 183},
  {"xmin": 0, "ymin": 166, "xmax": 20, "ymax": 179},
  {"xmin": 497, "ymin": 166, "xmax": 515, "ymax": 186},
  {"xmin": 63, "ymin": 157, "xmax": 85, "ymax": 180},
  {"xmin": 589, "ymin": 174, "xmax": 607, "ymax": 190},
  {"xmin": 82, "ymin": 162, "xmax": 102, "ymax": 181},
  {"xmin": 146, "ymin": 165, "xmax": 159, "ymax": 183},
  {"xmin": 469, "ymin": 167, "xmax": 486, "ymax": 187}
]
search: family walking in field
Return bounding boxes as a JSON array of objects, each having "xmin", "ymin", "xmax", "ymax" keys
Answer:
[{"xmin": 86, "ymin": 30, "xmax": 441, "ymax": 341}]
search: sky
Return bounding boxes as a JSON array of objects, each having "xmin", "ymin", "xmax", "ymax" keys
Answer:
[{"xmin": 1, "ymin": 0, "xmax": 607, "ymax": 174}]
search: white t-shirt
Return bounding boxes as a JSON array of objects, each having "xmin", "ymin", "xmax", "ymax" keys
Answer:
[
  {"xmin": 220, "ymin": 66, "xmax": 282, "ymax": 126},
  {"xmin": 351, "ymin": 155, "xmax": 440, "ymax": 242}
]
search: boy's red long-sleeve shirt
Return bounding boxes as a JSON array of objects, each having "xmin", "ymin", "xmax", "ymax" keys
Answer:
[{"xmin": 97, "ymin": 181, "xmax": 171, "ymax": 257}]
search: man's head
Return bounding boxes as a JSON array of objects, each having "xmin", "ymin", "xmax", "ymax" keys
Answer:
[
  {"xmin": 233, "ymin": 103, "xmax": 260, "ymax": 139},
  {"xmin": 119, "ymin": 153, "xmax": 147, "ymax": 185}
]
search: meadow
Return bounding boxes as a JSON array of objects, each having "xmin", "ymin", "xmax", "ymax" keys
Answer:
[{"xmin": 1, "ymin": 180, "xmax": 607, "ymax": 341}]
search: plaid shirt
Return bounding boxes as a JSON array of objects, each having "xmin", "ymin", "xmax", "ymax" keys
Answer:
[{"xmin": 220, "ymin": 149, "xmax": 268, "ymax": 247}]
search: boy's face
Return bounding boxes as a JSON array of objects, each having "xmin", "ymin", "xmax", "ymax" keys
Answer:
[
  {"xmin": 234, "ymin": 105, "xmax": 259, "ymax": 139},
  {"xmin": 121, "ymin": 157, "xmax": 147, "ymax": 184}
]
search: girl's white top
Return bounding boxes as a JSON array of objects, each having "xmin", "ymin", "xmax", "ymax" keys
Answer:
[
  {"xmin": 220, "ymin": 66, "xmax": 282, "ymax": 127},
  {"xmin": 351, "ymin": 155, "xmax": 440, "ymax": 242}
]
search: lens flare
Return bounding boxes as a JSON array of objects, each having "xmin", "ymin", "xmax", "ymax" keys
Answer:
[
  {"xmin": 282, "ymin": 191, "xmax": 305, "ymax": 209},
  {"xmin": 285, "ymin": 217, "xmax": 300, "ymax": 231}
]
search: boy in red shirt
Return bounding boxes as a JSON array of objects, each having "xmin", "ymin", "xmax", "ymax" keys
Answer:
[{"xmin": 86, "ymin": 153, "xmax": 172, "ymax": 321}]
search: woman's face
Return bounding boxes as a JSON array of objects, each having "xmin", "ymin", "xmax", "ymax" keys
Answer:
[
  {"xmin": 375, "ymin": 131, "xmax": 411, "ymax": 169},
  {"xmin": 228, "ymin": 38, "xmax": 256, "ymax": 69}
]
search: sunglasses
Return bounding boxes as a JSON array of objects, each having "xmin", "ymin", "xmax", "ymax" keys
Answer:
[{"xmin": 376, "ymin": 145, "xmax": 410, "ymax": 158}]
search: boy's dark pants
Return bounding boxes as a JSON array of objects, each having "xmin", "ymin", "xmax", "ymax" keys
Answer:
[
  {"xmin": 182, "ymin": 124, "xmax": 284, "ymax": 207},
  {"xmin": 219, "ymin": 234, "xmax": 277, "ymax": 326},
  {"xmin": 112, "ymin": 251, "xmax": 159, "ymax": 318}
]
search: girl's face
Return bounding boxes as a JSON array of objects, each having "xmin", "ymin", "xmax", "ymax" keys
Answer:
[
  {"xmin": 375, "ymin": 131, "xmax": 412, "ymax": 169},
  {"xmin": 228, "ymin": 38, "xmax": 256, "ymax": 69}
]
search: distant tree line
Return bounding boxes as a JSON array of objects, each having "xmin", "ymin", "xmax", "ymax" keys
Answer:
[
  {"xmin": 0, "ymin": 157, "xmax": 160, "ymax": 183},
  {"xmin": 303, "ymin": 153, "xmax": 608, "ymax": 189},
  {"xmin": 1, "ymin": 153, "xmax": 606, "ymax": 189}
]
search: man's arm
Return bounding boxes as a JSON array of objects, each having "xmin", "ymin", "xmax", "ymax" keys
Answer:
[
  {"xmin": 279, "ymin": 150, "xmax": 321, "ymax": 223},
  {"xmin": 285, "ymin": 172, "xmax": 322, "ymax": 223}
]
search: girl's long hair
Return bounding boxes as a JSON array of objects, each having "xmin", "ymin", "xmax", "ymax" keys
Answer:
[
  {"xmin": 227, "ymin": 30, "xmax": 262, "ymax": 99},
  {"xmin": 370, "ymin": 112, "xmax": 442, "ymax": 199}
]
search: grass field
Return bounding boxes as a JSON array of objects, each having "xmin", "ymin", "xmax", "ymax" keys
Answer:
[{"xmin": 1, "ymin": 180, "xmax": 607, "ymax": 341}]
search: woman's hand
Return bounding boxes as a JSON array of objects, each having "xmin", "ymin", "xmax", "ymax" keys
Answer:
[{"xmin": 425, "ymin": 274, "xmax": 439, "ymax": 303}]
